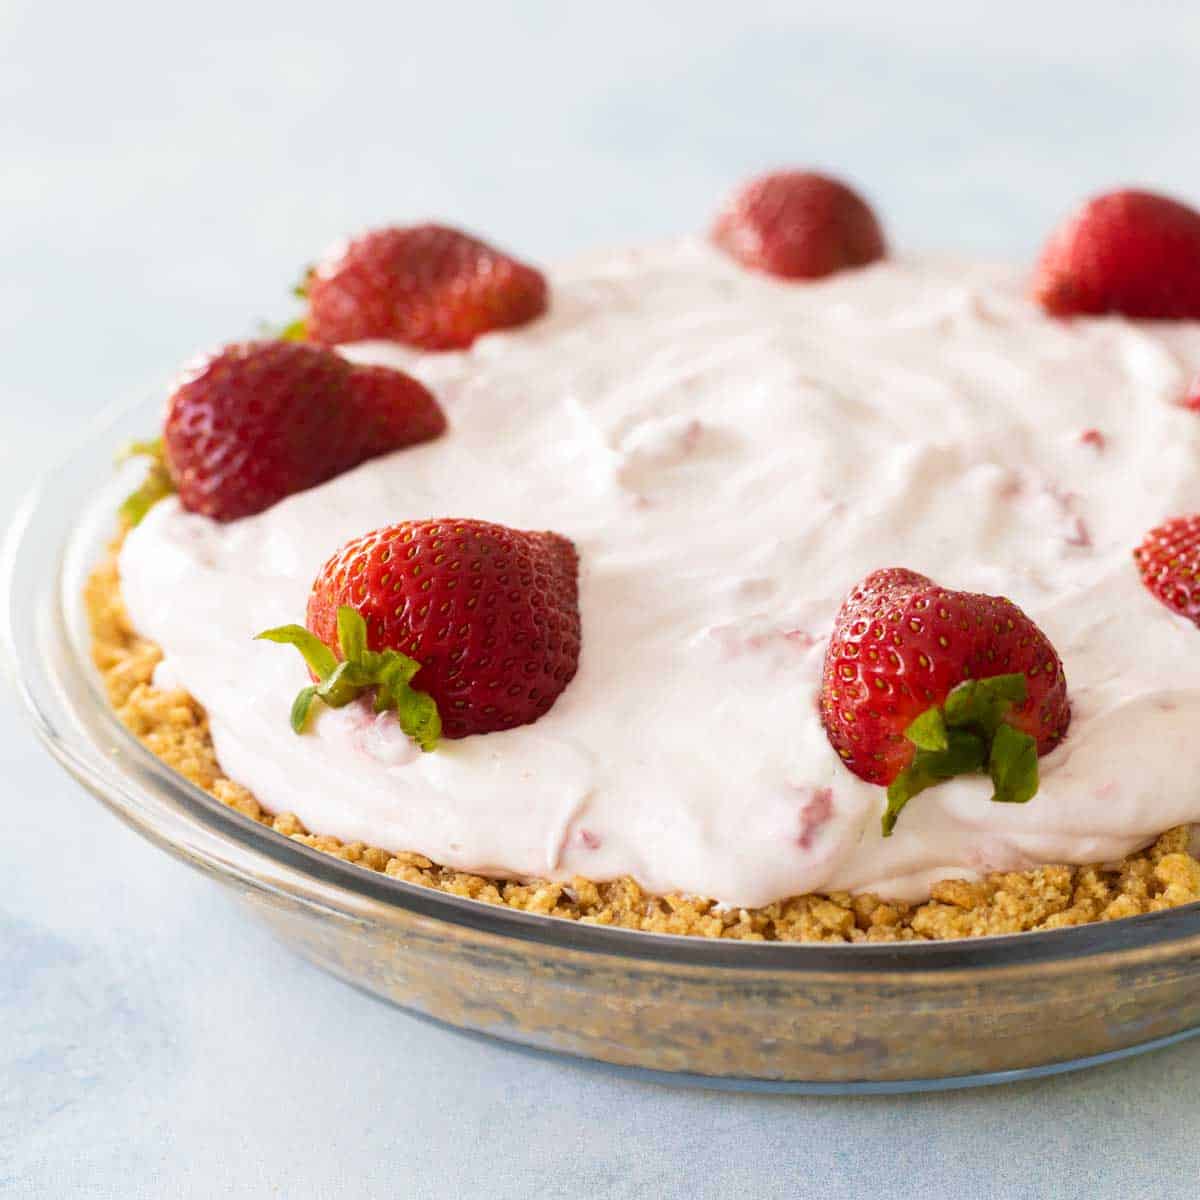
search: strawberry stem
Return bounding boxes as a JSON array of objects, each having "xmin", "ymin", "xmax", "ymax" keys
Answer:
[
  {"xmin": 292, "ymin": 265, "xmax": 315, "ymax": 300},
  {"xmin": 117, "ymin": 436, "xmax": 176, "ymax": 527},
  {"xmin": 882, "ymin": 673, "xmax": 1039, "ymax": 836},
  {"xmin": 275, "ymin": 265, "xmax": 315, "ymax": 341},
  {"xmin": 988, "ymin": 722, "xmax": 1040, "ymax": 805},
  {"xmin": 256, "ymin": 606, "xmax": 441, "ymax": 750}
]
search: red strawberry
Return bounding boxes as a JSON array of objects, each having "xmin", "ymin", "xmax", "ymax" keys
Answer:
[
  {"xmin": 157, "ymin": 340, "xmax": 445, "ymax": 522},
  {"xmin": 304, "ymin": 224, "xmax": 548, "ymax": 350},
  {"xmin": 821, "ymin": 569, "xmax": 1070, "ymax": 834},
  {"xmin": 1032, "ymin": 189, "xmax": 1200, "ymax": 319},
  {"xmin": 1134, "ymin": 515, "xmax": 1200, "ymax": 625},
  {"xmin": 711, "ymin": 170, "xmax": 886, "ymax": 280},
  {"xmin": 260, "ymin": 519, "xmax": 581, "ymax": 743}
]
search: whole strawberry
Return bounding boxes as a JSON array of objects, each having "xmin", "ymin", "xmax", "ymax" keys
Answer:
[
  {"xmin": 260, "ymin": 519, "xmax": 580, "ymax": 742},
  {"xmin": 1032, "ymin": 189, "xmax": 1200, "ymax": 319},
  {"xmin": 303, "ymin": 224, "xmax": 548, "ymax": 351},
  {"xmin": 150, "ymin": 340, "xmax": 445, "ymax": 522},
  {"xmin": 1134, "ymin": 515, "xmax": 1200, "ymax": 625},
  {"xmin": 711, "ymin": 169, "xmax": 886, "ymax": 280},
  {"xmin": 821, "ymin": 569, "xmax": 1070, "ymax": 835}
]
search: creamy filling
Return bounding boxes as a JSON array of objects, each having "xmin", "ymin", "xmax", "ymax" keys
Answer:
[{"xmin": 119, "ymin": 240, "xmax": 1200, "ymax": 906}]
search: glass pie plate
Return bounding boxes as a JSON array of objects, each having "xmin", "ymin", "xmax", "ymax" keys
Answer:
[{"xmin": 7, "ymin": 395, "xmax": 1200, "ymax": 1095}]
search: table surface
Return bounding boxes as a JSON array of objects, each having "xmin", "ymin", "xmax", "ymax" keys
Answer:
[{"xmin": 5, "ymin": 2, "xmax": 1200, "ymax": 1196}]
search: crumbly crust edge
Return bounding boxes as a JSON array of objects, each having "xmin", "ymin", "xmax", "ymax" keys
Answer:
[{"xmin": 89, "ymin": 538, "xmax": 1200, "ymax": 942}]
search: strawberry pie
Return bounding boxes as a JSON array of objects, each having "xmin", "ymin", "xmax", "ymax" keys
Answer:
[{"xmin": 94, "ymin": 172, "xmax": 1200, "ymax": 940}]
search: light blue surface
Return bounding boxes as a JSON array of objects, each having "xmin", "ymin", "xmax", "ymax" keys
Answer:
[{"xmin": 5, "ymin": 2, "xmax": 1200, "ymax": 1195}]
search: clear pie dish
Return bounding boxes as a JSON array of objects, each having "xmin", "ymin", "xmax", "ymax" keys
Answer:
[{"xmin": 7, "ymin": 392, "xmax": 1200, "ymax": 1094}]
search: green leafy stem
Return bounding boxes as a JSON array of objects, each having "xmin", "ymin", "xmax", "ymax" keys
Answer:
[
  {"xmin": 256, "ymin": 606, "xmax": 441, "ymax": 751},
  {"xmin": 256, "ymin": 268, "xmax": 313, "ymax": 341},
  {"xmin": 275, "ymin": 264, "xmax": 315, "ymax": 341},
  {"xmin": 117, "ymin": 437, "xmax": 176, "ymax": 527},
  {"xmin": 883, "ymin": 673, "xmax": 1039, "ymax": 837}
]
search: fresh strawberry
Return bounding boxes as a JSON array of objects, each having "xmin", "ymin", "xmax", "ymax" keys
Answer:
[
  {"xmin": 259, "ymin": 519, "xmax": 581, "ymax": 743},
  {"xmin": 821, "ymin": 569, "xmax": 1070, "ymax": 834},
  {"xmin": 711, "ymin": 169, "xmax": 886, "ymax": 280},
  {"xmin": 341, "ymin": 362, "xmax": 448, "ymax": 454},
  {"xmin": 1134, "ymin": 515, "xmax": 1200, "ymax": 625},
  {"xmin": 143, "ymin": 340, "xmax": 445, "ymax": 523},
  {"xmin": 1032, "ymin": 189, "xmax": 1200, "ymax": 319},
  {"xmin": 303, "ymin": 224, "xmax": 548, "ymax": 351}
]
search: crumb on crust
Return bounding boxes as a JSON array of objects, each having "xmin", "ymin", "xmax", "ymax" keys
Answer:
[{"xmin": 88, "ymin": 539, "xmax": 1200, "ymax": 942}]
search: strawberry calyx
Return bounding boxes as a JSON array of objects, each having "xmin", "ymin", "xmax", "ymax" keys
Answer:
[
  {"xmin": 882, "ymin": 673, "xmax": 1039, "ymax": 837},
  {"xmin": 118, "ymin": 437, "xmax": 176, "ymax": 527},
  {"xmin": 293, "ymin": 265, "xmax": 315, "ymax": 300},
  {"xmin": 277, "ymin": 266, "xmax": 316, "ymax": 340},
  {"xmin": 256, "ymin": 605, "xmax": 441, "ymax": 750}
]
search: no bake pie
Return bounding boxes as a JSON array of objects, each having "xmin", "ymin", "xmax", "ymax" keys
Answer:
[{"xmin": 96, "ymin": 173, "xmax": 1200, "ymax": 941}]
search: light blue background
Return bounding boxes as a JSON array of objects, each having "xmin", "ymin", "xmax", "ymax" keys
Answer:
[{"xmin": 5, "ymin": 2, "xmax": 1200, "ymax": 1195}]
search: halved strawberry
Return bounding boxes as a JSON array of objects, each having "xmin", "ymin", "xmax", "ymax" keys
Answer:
[
  {"xmin": 123, "ymin": 340, "xmax": 446, "ymax": 525},
  {"xmin": 1134, "ymin": 515, "xmax": 1200, "ymax": 626},
  {"xmin": 303, "ymin": 224, "xmax": 548, "ymax": 350},
  {"xmin": 711, "ymin": 169, "xmax": 886, "ymax": 280},
  {"xmin": 1032, "ymin": 189, "xmax": 1200, "ymax": 319}
]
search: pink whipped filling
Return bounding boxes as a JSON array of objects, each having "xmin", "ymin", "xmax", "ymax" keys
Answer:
[{"xmin": 120, "ymin": 241, "xmax": 1200, "ymax": 905}]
